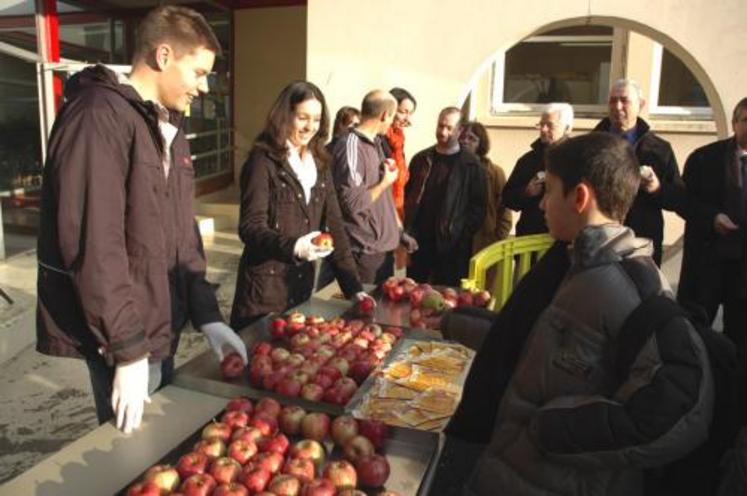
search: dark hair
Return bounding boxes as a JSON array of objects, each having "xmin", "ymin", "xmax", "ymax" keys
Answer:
[
  {"xmin": 462, "ymin": 121, "xmax": 490, "ymax": 158},
  {"xmin": 545, "ymin": 132, "xmax": 640, "ymax": 222},
  {"xmin": 733, "ymin": 97, "xmax": 747, "ymax": 123},
  {"xmin": 255, "ymin": 81, "xmax": 330, "ymax": 166},
  {"xmin": 133, "ymin": 6, "xmax": 222, "ymax": 63},
  {"xmin": 390, "ymin": 87, "xmax": 417, "ymax": 109},
  {"xmin": 439, "ymin": 106, "xmax": 462, "ymax": 120},
  {"xmin": 332, "ymin": 106, "xmax": 360, "ymax": 138},
  {"xmin": 360, "ymin": 90, "xmax": 396, "ymax": 119}
]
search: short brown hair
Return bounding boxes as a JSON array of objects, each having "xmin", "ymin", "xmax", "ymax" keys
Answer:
[
  {"xmin": 546, "ymin": 133, "xmax": 640, "ymax": 222},
  {"xmin": 462, "ymin": 121, "xmax": 490, "ymax": 158},
  {"xmin": 133, "ymin": 6, "xmax": 222, "ymax": 63},
  {"xmin": 732, "ymin": 97, "xmax": 747, "ymax": 123}
]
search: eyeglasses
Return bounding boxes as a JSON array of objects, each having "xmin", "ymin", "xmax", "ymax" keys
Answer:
[{"xmin": 535, "ymin": 122, "xmax": 560, "ymax": 131}]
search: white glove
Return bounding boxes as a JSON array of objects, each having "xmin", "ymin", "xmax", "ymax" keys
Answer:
[
  {"xmin": 294, "ymin": 231, "xmax": 334, "ymax": 261},
  {"xmin": 111, "ymin": 356, "xmax": 151, "ymax": 434},
  {"xmin": 201, "ymin": 322, "xmax": 248, "ymax": 364}
]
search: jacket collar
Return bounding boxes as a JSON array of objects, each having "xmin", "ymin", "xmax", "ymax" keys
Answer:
[
  {"xmin": 570, "ymin": 224, "xmax": 653, "ymax": 270},
  {"xmin": 594, "ymin": 117, "xmax": 651, "ymax": 144}
]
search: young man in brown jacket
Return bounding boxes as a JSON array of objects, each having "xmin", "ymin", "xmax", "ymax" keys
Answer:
[{"xmin": 36, "ymin": 6, "xmax": 246, "ymax": 434}]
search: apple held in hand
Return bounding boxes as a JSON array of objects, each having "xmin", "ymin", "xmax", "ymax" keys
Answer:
[
  {"xmin": 357, "ymin": 296, "xmax": 375, "ymax": 316},
  {"xmin": 356, "ymin": 454, "xmax": 390, "ymax": 488},
  {"xmin": 311, "ymin": 232, "xmax": 334, "ymax": 249},
  {"xmin": 143, "ymin": 464, "xmax": 181, "ymax": 493},
  {"xmin": 221, "ymin": 352, "xmax": 246, "ymax": 380}
]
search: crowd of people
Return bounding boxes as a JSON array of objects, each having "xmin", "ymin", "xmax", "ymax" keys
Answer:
[{"xmin": 30, "ymin": 4, "xmax": 747, "ymax": 495}]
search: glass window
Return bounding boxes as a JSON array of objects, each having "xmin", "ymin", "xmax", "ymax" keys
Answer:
[
  {"xmin": 658, "ymin": 48, "xmax": 708, "ymax": 107},
  {"xmin": 0, "ymin": 0, "xmax": 37, "ymax": 53},
  {"xmin": 495, "ymin": 26, "xmax": 612, "ymax": 110},
  {"xmin": 57, "ymin": 2, "xmax": 125, "ymax": 63}
]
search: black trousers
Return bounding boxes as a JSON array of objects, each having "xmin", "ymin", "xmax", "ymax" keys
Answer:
[
  {"xmin": 408, "ymin": 239, "xmax": 471, "ymax": 287},
  {"xmin": 353, "ymin": 251, "xmax": 394, "ymax": 285}
]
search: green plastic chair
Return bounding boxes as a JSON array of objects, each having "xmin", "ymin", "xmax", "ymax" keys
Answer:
[{"xmin": 461, "ymin": 233, "xmax": 554, "ymax": 311}]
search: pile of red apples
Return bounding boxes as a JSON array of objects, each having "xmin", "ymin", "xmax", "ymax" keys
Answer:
[
  {"xmin": 245, "ymin": 314, "xmax": 403, "ymax": 405},
  {"xmin": 127, "ymin": 397, "xmax": 398, "ymax": 496}
]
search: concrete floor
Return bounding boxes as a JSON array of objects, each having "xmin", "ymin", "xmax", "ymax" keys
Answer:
[{"xmin": 0, "ymin": 229, "xmax": 697, "ymax": 486}]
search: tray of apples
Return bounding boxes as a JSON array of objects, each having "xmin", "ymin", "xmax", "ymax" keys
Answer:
[
  {"xmin": 346, "ymin": 277, "xmax": 492, "ymax": 331},
  {"xmin": 174, "ymin": 313, "xmax": 420, "ymax": 416},
  {"xmin": 122, "ymin": 396, "xmax": 440, "ymax": 496}
]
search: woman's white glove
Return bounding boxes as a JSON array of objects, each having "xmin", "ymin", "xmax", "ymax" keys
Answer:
[
  {"xmin": 111, "ymin": 356, "xmax": 151, "ymax": 434},
  {"xmin": 201, "ymin": 322, "xmax": 248, "ymax": 364},
  {"xmin": 294, "ymin": 231, "xmax": 334, "ymax": 261}
]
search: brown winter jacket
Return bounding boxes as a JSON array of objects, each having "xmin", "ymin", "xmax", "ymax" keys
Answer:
[
  {"xmin": 36, "ymin": 65, "xmax": 222, "ymax": 366},
  {"xmin": 230, "ymin": 144, "xmax": 362, "ymax": 328}
]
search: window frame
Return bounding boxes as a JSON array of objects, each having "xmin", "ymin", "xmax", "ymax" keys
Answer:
[
  {"xmin": 489, "ymin": 33, "xmax": 613, "ymax": 115},
  {"xmin": 647, "ymin": 42, "xmax": 713, "ymax": 119}
]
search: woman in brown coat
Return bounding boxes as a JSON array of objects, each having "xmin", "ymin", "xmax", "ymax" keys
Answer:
[
  {"xmin": 230, "ymin": 81, "xmax": 367, "ymax": 330},
  {"xmin": 459, "ymin": 121, "xmax": 512, "ymax": 253}
]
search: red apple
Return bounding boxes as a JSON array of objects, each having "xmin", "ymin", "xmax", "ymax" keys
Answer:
[
  {"xmin": 268, "ymin": 473, "xmax": 301, "ymax": 496},
  {"xmin": 239, "ymin": 466, "xmax": 272, "ymax": 493},
  {"xmin": 176, "ymin": 452, "xmax": 209, "ymax": 479},
  {"xmin": 202, "ymin": 422, "xmax": 232, "ymax": 443},
  {"xmin": 262, "ymin": 369, "xmax": 286, "ymax": 391},
  {"xmin": 231, "ymin": 426, "xmax": 263, "ymax": 444},
  {"xmin": 256, "ymin": 397, "xmax": 282, "ymax": 418},
  {"xmin": 281, "ymin": 457, "xmax": 315, "ymax": 483},
  {"xmin": 193, "ymin": 438, "xmax": 226, "ymax": 460},
  {"xmin": 254, "ymin": 451, "xmax": 285, "ymax": 474},
  {"xmin": 472, "ymin": 289, "xmax": 491, "ymax": 307},
  {"xmin": 226, "ymin": 397, "xmax": 254, "ymax": 415},
  {"xmin": 358, "ymin": 419, "xmax": 389, "ymax": 449},
  {"xmin": 318, "ymin": 365, "xmax": 343, "ymax": 382},
  {"xmin": 342, "ymin": 435, "xmax": 375, "ymax": 463},
  {"xmin": 301, "ymin": 478, "xmax": 336, "ymax": 496},
  {"xmin": 289, "ymin": 439, "xmax": 326, "ymax": 468},
  {"xmin": 258, "ymin": 433, "xmax": 290, "ymax": 455},
  {"xmin": 327, "ymin": 357, "xmax": 350, "ymax": 377},
  {"xmin": 323, "ymin": 460, "xmax": 357, "ymax": 490},
  {"xmin": 126, "ymin": 481, "xmax": 162, "ymax": 496},
  {"xmin": 331, "ymin": 415, "xmax": 359, "ymax": 446},
  {"xmin": 300, "ymin": 383, "xmax": 324, "ymax": 402},
  {"xmin": 349, "ymin": 360, "xmax": 375, "ymax": 385},
  {"xmin": 221, "ymin": 352, "xmax": 246, "ymax": 380},
  {"xmin": 209, "ymin": 457, "xmax": 242, "ymax": 485},
  {"xmin": 180, "ymin": 473, "xmax": 217, "ymax": 496},
  {"xmin": 250, "ymin": 362, "xmax": 273, "ymax": 388},
  {"xmin": 250, "ymin": 414, "xmax": 278, "ymax": 437},
  {"xmin": 337, "ymin": 490, "xmax": 367, "ymax": 496},
  {"xmin": 275, "ymin": 377, "xmax": 302, "ymax": 397},
  {"xmin": 271, "ymin": 347, "xmax": 291, "ymax": 364},
  {"xmin": 357, "ymin": 296, "xmax": 375, "ymax": 315},
  {"xmin": 271, "ymin": 318, "xmax": 288, "ymax": 338},
  {"xmin": 144, "ymin": 464, "xmax": 181, "ymax": 493},
  {"xmin": 253, "ymin": 341, "xmax": 273, "ymax": 357},
  {"xmin": 287, "ymin": 312, "xmax": 306, "ymax": 326},
  {"xmin": 335, "ymin": 377, "xmax": 358, "ymax": 398},
  {"xmin": 227, "ymin": 439, "xmax": 257, "ymax": 465},
  {"xmin": 286, "ymin": 353, "xmax": 307, "ymax": 368},
  {"xmin": 291, "ymin": 333, "xmax": 311, "ymax": 349},
  {"xmin": 457, "ymin": 291, "xmax": 474, "ymax": 307},
  {"xmin": 213, "ymin": 482, "xmax": 249, "ymax": 496},
  {"xmin": 288, "ymin": 369, "xmax": 310, "ymax": 385},
  {"xmin": 279, "ymin": 405, "xmax": 307, "ymax": 435},
  {"xmin": 355, "ymin": 454, "xmax": 390, "ymax": 487},
  {"xmin": 322, "ymin": 386, "xmax": 347, "ymax": 405},
  {"xmin": 221, "ymin": 410, "xmax": 249, "ymax": 430},
  {"xmin": 301, "ymin": 412, "xmax": 330, "ymax": 441},
  {"xmin": 312, "ymin": 373, "xmax": 334, "ymax": 390},
  {"xmin": 311, "ymin": 232, "xmax": 334, "ymax": 249}
]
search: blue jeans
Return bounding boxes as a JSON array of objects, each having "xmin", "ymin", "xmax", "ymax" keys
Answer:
[{"xmin": 85, "ymin": 356, "xmax": 174, "ymax": 425}]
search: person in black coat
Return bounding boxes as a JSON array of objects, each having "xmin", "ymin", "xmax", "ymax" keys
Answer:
[
  {"xmin": 594, "ymin": 79, "xmax": 686, "ymax": 265},
  {"xmin": 503, "ymin": 103, "xmax": 574, "ymax": 235},
  {"xmin": 679, "ymin": 97, "xmax": 747, "ymax": 358}
]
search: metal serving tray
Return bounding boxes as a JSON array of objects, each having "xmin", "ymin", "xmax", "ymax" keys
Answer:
[
  {"xmin": 118, "ymin": 397, "xmax": 443, "ymax": 496},
  {"xmin": 174, "ymin": 299, "xmax": 438, "ymax": 416}
]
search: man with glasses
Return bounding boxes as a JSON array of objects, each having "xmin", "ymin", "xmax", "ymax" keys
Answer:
[
  {"xmin": 593, "ymin": 78, "xmax": 684, "ymax": 265},
  {"xmin": 503, "ymin": 102, "xmax": 574, "ymax": 236}
]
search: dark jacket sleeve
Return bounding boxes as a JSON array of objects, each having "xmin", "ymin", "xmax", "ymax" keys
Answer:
[
  {"xmin": 682, "ymin": 148, "xmax": 720, "ymax": 237},
  {"xmin": 186, "ymin": 221, "xmax": 224, "ymax": 328},
  {"xmin": 493, "ymin": 164, "xmax": 513, "ymax": 240},
  {"xmin": 532, "ymin": 315, "xmax": 709, "ymax": 469},
  {"xmin": 52, "ymin": 100, "xmax": 149, "ymax": 364},
  {"xmin": 640, "ymin": 138, "xmax": 686, "ymax": 215},
  {"xmin": 464, "ymin": 157, "xmax": 487, "ymax": 237},
  {"xmin": 238, "ymin": 150, "xmax": 298, "ymax": 264},
  {"xmin": 320, "ymin": 168, "xmax": 363, "ymax": 298},
  {"xmin": 503, "ymin": 151, "xmax": 540, "ymax": 212},
  {"xmin": 331, "ymin": 134, "xmax": 374, "ymax": 222}
]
